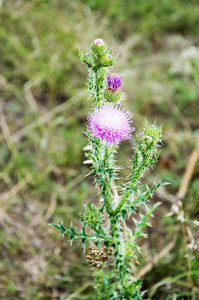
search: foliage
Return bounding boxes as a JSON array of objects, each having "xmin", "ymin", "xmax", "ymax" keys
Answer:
[{"xmin": 83, "ymin": 0, "xmax": 199, "ymax": 41}]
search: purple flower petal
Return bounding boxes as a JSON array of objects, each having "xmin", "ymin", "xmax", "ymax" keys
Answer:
[{"xmin": 107, "ymin": 73, "xmax": 122, "ymax": 92}]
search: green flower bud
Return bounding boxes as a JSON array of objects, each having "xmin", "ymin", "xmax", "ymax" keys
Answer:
[
  {"xmin": 143, "ymin": 123, "xmax": 162, "ymax": 146},
  {"xmin": 104, "ymin": 89, "xmax": 122, "ymax": 103},
  {"xmin": 100, "ymin": 54, "xmax": 115, "ymax": 67},
  {"xmin": 84, "ymin": 203, "xmax": 101, "ymax": 229},
  {"xmin": 91, "ymin": 38, "xmax": 108, "ymax": 56}
]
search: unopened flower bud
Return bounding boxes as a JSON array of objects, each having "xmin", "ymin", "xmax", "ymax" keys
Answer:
[
  {"xmin": 104, "ymin": 74, "xmax": 122, "ymax": 102},
  {"xmin": 104, "ymin": 89, "xmax": 122, "ymax": 103},
  {"xmin": 143, "ymin": 123, "xmax": 162, "ymax": 146},
  {"xmin": 100, "ymin": 54, "xmax": 115, "ymax": 67},
  {"xmin": 91, "ymin": 38, "xmax": 107, "ymax": 56}
]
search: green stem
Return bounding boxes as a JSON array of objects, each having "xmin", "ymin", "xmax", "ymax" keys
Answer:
[
  {"xmin": 72, "ymin": 232, "xmax": 113, "ymax": 243},
  {"xmin": 114, "ymin": 151, "xmax": 151, "ymax": 216},
  {"xmin": 95, "ymin": 70, "xmax": 102, "ymax": 106},
  {"xmin": 110, "ymin": 217, "xmax": 129, "ymax": 288},
  {"xmin": 93, "ymin": 65, "xmax": 105, "ymax": 107},
  {"xmin": 103, "ymin": 145, "xmax": 114, "ymax": 215}
]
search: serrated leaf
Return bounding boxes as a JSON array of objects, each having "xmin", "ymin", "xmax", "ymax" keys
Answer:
[
  {"xmin": 70, "ymin": 224, "xmax": 75, "ymax": 233},
  {"xmin": 69, "ymin": 233, "xmax": 76, "ymax": 245},
  {"xmin": 82, "ymin": 224, "xmax": 86, "ymax": 235},
  {"xmin": 49, "ymin": 222, "xmax": 66, "ymax": 236},
  {"xmin": 139, "ymin": 232, "xmax": 148, "ymax": 238},
  {"xmin": 121, "ymin": 209, "xmax": 127, "ymax": 220},
  {"xmin": 133, "ymin": 217, "xmax": 139, "ymax": 226},
  {"xmin": 150, "ymin": 202, "xmax": 161, "ymax": 213},
  {"xmin": 94, "ymin": 239, "xmax": 100, "ymax": 247},
  {"xmin": 82, "ymin": 237, "xmax": 87, "ymax": 250},
  {"xmin": 49, "ymin": 223, "xmax": 61, "ymax": 230}
]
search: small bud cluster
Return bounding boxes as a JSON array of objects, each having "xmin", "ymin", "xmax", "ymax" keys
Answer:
[
  {"xmin": 91, "ymin": 38, "xmax": 108, "ymax": 56},
  {"xmin": 80, "ymin": 38, "xmax": 115, "ymax": 70},
  {"xmin": 86, "ymin": 246, "xmax": 114, "ymax": 269},
  {"xmin": 80, "ymin": 202, "xmax": 101, "ymax": 230}
]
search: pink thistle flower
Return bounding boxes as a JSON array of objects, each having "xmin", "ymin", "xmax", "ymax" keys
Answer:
[
  {"xmin": 93, "ymin": 38, "xmax": 105, "ymax": 46},
  {"xmin": 87, "ymin": 104, "xmax": 135, "ymax": 146}
]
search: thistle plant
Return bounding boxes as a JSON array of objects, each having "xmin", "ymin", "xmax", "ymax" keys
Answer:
[{"xmin": 51, "ymin": 38, "xmax": 165, "ymax": 299}]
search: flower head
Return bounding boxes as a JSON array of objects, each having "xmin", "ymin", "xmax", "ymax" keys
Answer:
[
  {"xmin": 91, "ymin": 38, "xmax": 107, "ymax": 56},
  {"xmin": 143, "ymin": 123, "xmax": 162, "ymax": 147},
  {"xmin": 87, "ymin": 104, "xmax": 135, "ymax": 146},
  {"xmin": 107, "ymin": 73, "xmax": 122, "ymax": 92},
  {"xmin": 93, "ymin": 38, "xmax": 104, "ymax": 46}
]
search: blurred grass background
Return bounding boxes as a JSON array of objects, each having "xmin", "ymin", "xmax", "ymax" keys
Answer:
[{"xmin": 0, "ymin": 0, "xmax": 199, "ymax": 299}]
